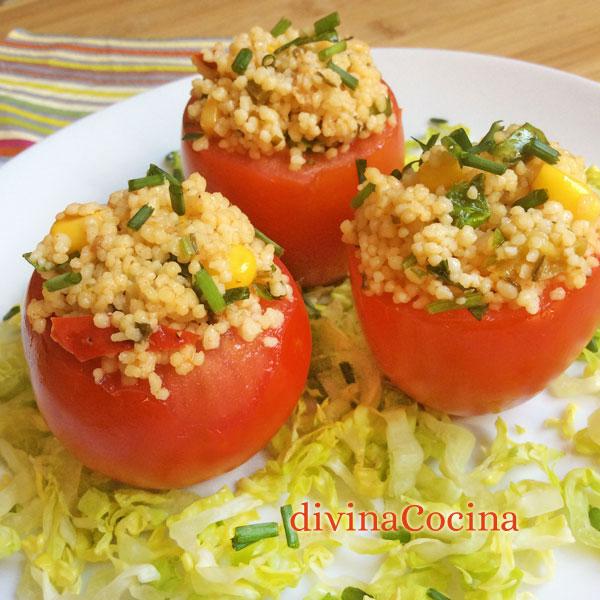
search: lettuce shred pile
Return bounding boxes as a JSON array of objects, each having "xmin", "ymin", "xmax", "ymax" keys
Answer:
[{"xmin": 1, "ymin": 284, "xmax": 600, "ymax": 600}]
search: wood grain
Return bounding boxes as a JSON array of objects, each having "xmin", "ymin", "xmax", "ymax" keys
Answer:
[{"xmin": 1, "ymin": 0, "xmax": 599, "ymax": 82}]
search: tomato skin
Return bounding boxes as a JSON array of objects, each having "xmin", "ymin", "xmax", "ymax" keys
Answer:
[
  {"xmin": 181, "ymin": 88, "xmax": 404, "ymax": 287},
  {"xmin": 23, "ymin": 264, "xmax": 311, "ymax": 489},
  {"xmin": 348, "ymin": 250, "xmax": 600, "ymax": 416}
]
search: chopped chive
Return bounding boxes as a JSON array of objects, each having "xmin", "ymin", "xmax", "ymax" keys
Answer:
[
  {"xmin": 22, "ymin": 252, "xmax": 49, "ymax": 272},
  {"xmin": 586, "ymin": 338, "xmax": 599, "ymax": 353},
  {"xmin": 135, "ymin": 322, "xmax": 153, "ymax": 338},
  {"xmin": 427, "ymin": 589, "xmax": 451, "ymax": 600},
  {"xmin": 127, "ymin": 204, "xmax": 154, "ymax": 231},
  {"xmin": 232, "ymin": 48, "xmax": 253, "ymax": 75},
  {"xmin": 470, "ymin": 120, "xmax": 503, "ymax": 153},
  {"xmin": 381, "ymin": 527, "xmax": 410, "ymax": 543},
  {"xmin": 341, "ymin": 587, "xmax": 372, "ymax": 600},
  {"xmin": 339, "ymin": 361, "xmax": 355, "ymax": 384},
  {"xmin": 254, "ymin": 283, "xmax": 276, "ymax": 301},
  {"xmin": 165, "ymin": 150, "xmax": 184, "ymax": 181},
  {"xmin": 351, "ymin": 182, "xmax": 375, "ymax": 209},
  {"xmin": 280, "ymin": 505, "xmax": 300, "ymax": 548},
  {"xmin": 274, "ymin": 31, "xmax": 337, "ymax": 55},
  {"xmin": 531, "ymin": 256, "xmax": 545, "ymax": 282},
  {"xmin": 391, "ymin": 168, "xmax": 402, "ymax": 180},
  {"xmin": 193, "ymin": 268, "xmax": 226, "ymax": 313},
  {"xmin": 402, "ymin": 254, "xmax": 417, "ymax": 269},
  {"xmin": 318, "ymin": 40, "xmax": 347, "ymax": 61},
  {"xmin": 492, "ymin": 228, "xmax": 505, "ymax": 247},
  {"xmin": 429, "ymin": 117, "xmax": 448, "ymax": 125},
  {"xmin": 327, "ymin": 60, "xmax": 358, "ymax": 90},
  {"xmin": 128, "ymin": 173, "xmax": 164, "ymax": 192},
  {"xmin": 147, "ymin": 164, "xmax": 185, "ymax": 215},
  {"xmin": 459, "ymin": 152, "xmax": 507, "ymax": 175},
  {"xmin": 179, "ymin": 234, "xmax": 198, "ymax": 260},
  {"xmin": 254, "ymin": 227, "xmax": 284, "ymax": 257},
  {"xmin": 182, "ymin": 132, "xmax": 202, "ymax": 141},
  {"xmin": 223, "ymin": 286, "xmax": 250, "ymax": 304},
  {"xmin": 262, "ymin": 53, "xmax": 276, "ymax": 67},
  {"xmin": 270, "ymin": 17, "xmax": 292, "ymax": 37},
  {"xmin": 449, "ymin": 127, "xmax": 472, "ymax": 149},
  {"xmin": 355, "ymin": 158, "xmax": 367, "ymax": 183},
  {"xmin": 528, "ymin": 138, "xmax": 560, "ymax": 164},
  {"xmin": 2, "ymin": 305, "xmax": 19, "ymax": 321},
  {"xmin": 384, "ymin": 95, "xmax": 392, "ymax": 117},
  {"xmin": 426, "ymin": 292, "xmax": 487, "ymax": 318},
  {"xmin": 468, "ymin": 304, "xmax": 488, "ymax": 320},
  {"xmin": 44, "ymin": 272, "xmax": 82, "ymax": 292},
  {"xmin": 590, "ymin": 506, "xmax": 600, "ymax": 531},
  {"xmin": 231, "ymin": 522, "xmax": 279, "ymax": 551},
  {"xmin": 514, "ymin": 189, "xmax": 548, "ymax": 210},
  {"xmin": 314, "ymin": 11, "xmax": 340, "ymax": 35},
  {"xmin": 414, "ymin": 133, "xmax": 439, "ymax": 153}
]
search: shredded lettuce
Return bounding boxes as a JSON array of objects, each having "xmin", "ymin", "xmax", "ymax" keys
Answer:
[{"xmin": 0, "ymin": 287, "xmax": 598, "ymax": 600}]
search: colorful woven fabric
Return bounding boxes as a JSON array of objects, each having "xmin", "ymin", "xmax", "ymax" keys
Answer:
[{"xmin": 0, "ymin": 29, "xmax": 219, "ymax": 165}]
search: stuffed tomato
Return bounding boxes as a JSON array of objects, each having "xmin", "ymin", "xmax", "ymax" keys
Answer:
[
  {"xmin": 342, "ymin": 121, "xmax": 600, "ymax": 415},
  {"xmin": 182, "ymin": 12, "xmax": 404, "ymax": 287},
  {"xmin": 22, "ymin": 168, "xmax": 311, "ymax": 489}
]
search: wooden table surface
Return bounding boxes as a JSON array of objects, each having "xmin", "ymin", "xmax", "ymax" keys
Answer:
[{"xmin": 1, "ymin": 0, "xmax": 599, "ymax": 83}]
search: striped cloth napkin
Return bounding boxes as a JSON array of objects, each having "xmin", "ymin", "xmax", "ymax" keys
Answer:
[{"xmin": 0, "ymin": 29, "xmax": 218, "ymax": 166}]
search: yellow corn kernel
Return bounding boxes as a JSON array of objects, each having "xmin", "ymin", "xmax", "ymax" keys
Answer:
[
  {"xmin": 414, "ymin": 152, "xmax": 466, "ymax": 191},
  {"xmin": 50, "ymin": 213, "xmax": 97, "ymax": 252},
  {"xmin": 200, "ymin": 97, "xmax": 219, "ymax": 136},
  {"xmin": 227, "ymin": 244, "xmax": 257, "ymax": 289},
  {"xmin": 533, "ymin": 163, "xmax": 600, "ymax": 221}
]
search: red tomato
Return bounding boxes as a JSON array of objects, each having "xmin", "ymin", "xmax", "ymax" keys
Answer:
[
  {"xmin": 23, "ymin": 263, "xmax": 311, "ymax": 489},
  {"xmin": 181, "ymin": 89, "xmax": 404, "ymax": 287},
  {"xmin": 348, "ymin": 250, "xmax": 600, "ymax": 416}
]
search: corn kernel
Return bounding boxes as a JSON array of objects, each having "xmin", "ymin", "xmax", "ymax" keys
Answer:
[
  {"xmin": 227, "ymin": 244, "xmax": 257, "ymax": 288},
  {"xmin": 533, "ymin": 163, "xmax": 600, "ymax": 221},
  {"xmin": 50, "ymin": 212, "xmax": 98, "ymax": 252}
]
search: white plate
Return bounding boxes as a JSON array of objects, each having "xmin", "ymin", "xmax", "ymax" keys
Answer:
[{"xmin": 1, "ymin": 48, "xmax": 600, "ymax": 598}]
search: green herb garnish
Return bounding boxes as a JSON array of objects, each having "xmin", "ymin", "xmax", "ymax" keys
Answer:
[
  {"xmin": 270, "ymin": 17, "xmax": 292, "ymax": 37},
  {"xmin": 492, "ymin": 123, "xmax": 558, "ymax": 165},
  {"xmin": 232, "ymin": 48, "xmax": 253, "ymax": 75},
  {"xmin": 231, "ymin": 522, "xmax": 279, "ymax": 551},
  {"xmin": 179, "ymin": 234, "xmax": 198, "ymax": 260},
  {"xmin": 429, "ymin": 117, "xmax": 448, "ymax": 125},
  {"xmin": 384, "ymin": 95, "xmax": 392, "ymax": 117},
  {"xmin": 44, "ymin": 272, "xmax": 82, "ymax": 292},
  {"xmin": 303, "ymin": 295, "xmax": 321, "ymax": 319},
  {"xmin": 127, "ymin": 204, "xmax": 154, "ymax": 231},
  {"xmin": 147, "ymin": 164, "xmax": 185, "ymax": 215},
  {"xmin": 223, "ymin": 287, "xmax": 250, "ymax": 304},
  {"xmin": 492, "ymin": 228, "xmax": 505, "ymax": 247},
  {"xmin": 356, "ymin": 158, "xmax": 367, "ymax": 183},
  {"xmin": 402, "ymin": 254, "xmax": 417, "ymax": 269},
  {"xmin": 2, "ymin": 305, "xmax": 19, "ymax": 321},
  {"xmin": 529, "ymin": 138, "xmax": 560, "ymax": 164},
  {"xmin": 318, "ymin": 40, "xmax": 347, "ymax": 61},
  {"xmin": 262, "ymin": 54, "xmax": 276, "ymax": 67},
  {"xmin": 193, "ymin": 268, "xmax": 226, "ymax": 313},
  {"xmin": 128, "ymin": 173, "xmax": 164, "ymax": 192},
  {"xmin": 351, "ymin": 182, "xmax": 375, "ymax": 209},
  {"xmin": 514, "ymin": 188, "xmax": 548, "ymax": 210},
  {"xmin": 327, "ymin": 60, "xmax": 358, "ymax": 90},
  {"xmin": 391, "ymin": 168, "xmax": 402, "ymax": 180},
  {"xmin": 314, "ymin": 11, "xmax": 340, "ymax": 35},
  {"xmin": 254, "ymin": 227, "xmax": 284, "ymax": 257},
  {"xmin": 255, "ymin": 283, "xmax": 276, "ymax": 301},
  {"xmin": 280, "ymin": 505, "xmax": 300, "ymax": 548},
  {"xmin": 165, "ymin": 150, "xmax": 184, "ymax": 181},
  {"xmin": 442, "ymin": 133, "xmax": 506, "ymax": 175},
  {"xmin": 470, "ymin": 120, "xmax": 503, "ymax": 153},
  {"xmin": 181, "ymin": 132, "xmax": 203, "ymax": 141},
  {"xmin": 448, "ymin": 173, "xmax": 491, "ymax": 229}
]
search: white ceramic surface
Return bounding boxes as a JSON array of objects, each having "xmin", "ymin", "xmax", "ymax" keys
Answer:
[{"xmin": 1, "ymin": 48, "xmax": 599, "ymax": 597}]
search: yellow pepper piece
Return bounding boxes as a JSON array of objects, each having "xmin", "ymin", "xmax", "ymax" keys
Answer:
[
  {"xmin": 200, "ymin": 97, "xmax": 218, "ymax": 136},
  {"xmin": 50, "ymin": 213, "xmax": 97, "ymax": 252},
  {"xmin": 226, "ymin": 244, "xmax": 257, "ymax": 289},
  {"xmin": 533, "ymin": 163, "xmax": 600, "ymax": 221},
  {"xmin": 414, "ymin": 152, "xmax": 466, "ymax": 192}
]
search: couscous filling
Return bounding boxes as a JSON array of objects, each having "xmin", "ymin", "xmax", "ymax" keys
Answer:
[
  {"xmin": 187, "ymin": 12, "xmax": 396, "ymax": 170},
  {"xmin": 26, "ymin": 167, "xmax": 292, "ymax": 400},
  {"xmin": 342, "ymin": 122, "xmax": 600, "ymax": 316}
]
